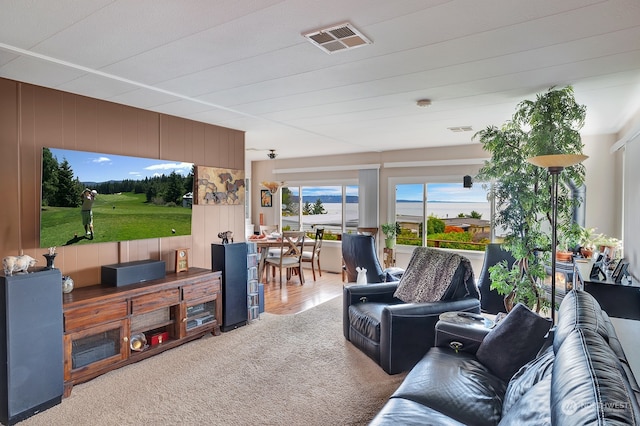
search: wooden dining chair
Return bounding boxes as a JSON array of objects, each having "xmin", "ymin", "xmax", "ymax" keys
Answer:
[
  {"xmin": 259, "ymin": 224, "xmax": 283, "ymax": 259},
  {"xmin": 264, "ymin": 231, "xmax": 306, "ymax": 287},
  {"xmin": 302, "ymin": 228, "xmax": 324, "ymax": 281}
]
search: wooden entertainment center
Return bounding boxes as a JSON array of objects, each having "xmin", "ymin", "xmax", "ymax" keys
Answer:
[{"xmin": 62, "ymin": 268, "xmax": 221, "ymax": 397}]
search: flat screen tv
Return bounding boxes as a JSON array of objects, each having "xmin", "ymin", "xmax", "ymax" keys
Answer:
[{"xmin": 40, "ymin": 147, "xmax": 194, "ymax": 248}]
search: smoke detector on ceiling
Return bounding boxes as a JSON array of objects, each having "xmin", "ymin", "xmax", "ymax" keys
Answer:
[
  {"xmin": 303, "ymin": 22, "xmax": 372, "ymax": 54},
  {"xmin": 267, "ymin": 149, "xmax": 277, "ymax": 160},
  {"xmin": 416, "ymin": 99, "xmax": 432, "ymax": 108}
]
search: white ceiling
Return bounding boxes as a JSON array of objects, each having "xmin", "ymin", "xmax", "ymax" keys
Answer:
[{"xmin": 1, "ymin": 0, "xmax": 640, "ymax": 162}]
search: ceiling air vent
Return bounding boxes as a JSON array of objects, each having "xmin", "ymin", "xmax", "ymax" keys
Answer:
[{"xmin": 303, "ymin": 23, "xmax": 372, "ymax": 54}]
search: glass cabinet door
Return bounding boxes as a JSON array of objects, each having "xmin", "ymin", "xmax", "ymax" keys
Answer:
[{"xmin": 64, "ymin": 319, "xmax": 128, "ymax": 381}]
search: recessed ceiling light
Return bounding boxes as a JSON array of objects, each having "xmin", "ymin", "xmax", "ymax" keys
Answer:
[{"xmin": 303, "ymin": 23, "xmax": 372, "ymax": 54}]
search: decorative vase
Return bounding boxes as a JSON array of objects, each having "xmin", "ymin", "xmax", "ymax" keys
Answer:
[
  {"xmin": 43, "ymin": 253, "xmax": 57, "ymax": 269},
  {"xmin": 62, "ymin": 275, "xmax": 74, "ymax": 293},
  {"xmin": 385, "ymin": 237, "xmax": 396, "ymax": 249}
]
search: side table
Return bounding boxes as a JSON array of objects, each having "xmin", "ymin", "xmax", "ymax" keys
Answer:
[
  {"xmin": 435, "ymin": 311, "xmax": 494, "ymax": 354},
  {"xmin": 383, "ymin": 247, "xmax": 396, "ymax": 268}
]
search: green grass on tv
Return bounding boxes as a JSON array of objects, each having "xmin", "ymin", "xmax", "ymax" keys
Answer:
[{"xmin": 40, "ymin": 192, "xmax": 191, "ymax": 247}]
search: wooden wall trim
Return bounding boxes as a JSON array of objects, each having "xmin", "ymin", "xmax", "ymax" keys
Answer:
[{"xmin": 0, "ymin": 77, "xmax": 245, "ymax": 287}]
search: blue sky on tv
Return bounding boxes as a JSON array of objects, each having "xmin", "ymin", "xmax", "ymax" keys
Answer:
[{"xmin": 48, "ymin": 148, "xmax": 193, "ymax": 183}]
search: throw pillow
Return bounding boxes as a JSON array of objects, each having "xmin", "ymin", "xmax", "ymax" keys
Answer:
[
  {"xmin": 476, "ymin": 303, "xmax": 552, "ymax": 382},
  {"xmin": 393, "ymin": 247, "xmax": 473, "ymax": 303}
]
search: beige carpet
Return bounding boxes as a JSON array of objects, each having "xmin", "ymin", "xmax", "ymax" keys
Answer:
[{"xmin": 21, "ymin": 296, "xmax": 406, "ymax": 426}]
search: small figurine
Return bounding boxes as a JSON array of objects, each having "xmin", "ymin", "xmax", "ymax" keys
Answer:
[
  {"xmin": 3, "ymin": 255, "xmax": 37, "ymax": 276},
  {"xmin": 218, "ymin": 230, "xmax": 234, "ymax": 244}
]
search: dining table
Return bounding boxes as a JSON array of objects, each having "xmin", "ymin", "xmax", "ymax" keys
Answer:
[{"xmin": 251, "ymin": 237, "xmax": 315, "ymax": 283}]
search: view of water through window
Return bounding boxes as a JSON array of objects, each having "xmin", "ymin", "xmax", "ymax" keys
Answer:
[{"xmin": 281, "ymin": 182, "xmax": 491, "ymax": 249}]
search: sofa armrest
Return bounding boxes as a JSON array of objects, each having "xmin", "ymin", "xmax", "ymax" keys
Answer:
[
  {"xmin": 343, "ymin": 283, "xmax": 400, "ymax": 339},
  {"xmin": 379, "ymin": 298, "xmax": 481, "ymax": 374}
]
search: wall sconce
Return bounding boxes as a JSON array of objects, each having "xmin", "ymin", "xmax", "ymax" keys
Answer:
[{"xmin": 463, "ymin": 175, "xmax": 473, "ymax": 188}]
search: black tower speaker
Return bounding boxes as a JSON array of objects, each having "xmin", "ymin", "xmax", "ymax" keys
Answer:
[
  {"xmin": 212, "ymin": 243, "xmax": 248, "ymax": 331},
  {"xmin": 0, "ymin": 268, "xmax": 63, "ymax": 425}
]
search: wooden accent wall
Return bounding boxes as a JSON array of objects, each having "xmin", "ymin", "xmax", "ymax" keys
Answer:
[{"xmin": 0, "ymin": 78, "xmax": 245, "ymax": 287}]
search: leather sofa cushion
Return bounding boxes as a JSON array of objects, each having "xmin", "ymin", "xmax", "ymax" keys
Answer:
[
  {"xmin": 390, "ymin": 347, "xmax": 506, "ymax": 426},
  {"xmin": 370, "ymin": 397, "xmax": 467, "ymax": 425},
  {"xmin": 498, "ymin": 376, "xmax": 551, "ymax": 425},
  {"xmin": 554, "ymin": 289, "xmax": 610, "ymax": 352},
  {"xmin": 502, "ymin": 345, "xmax": 554, "ymax": 413},
  {"xmin": 551, "ymin": 328, "xmax": 640, "ymax": 425}
]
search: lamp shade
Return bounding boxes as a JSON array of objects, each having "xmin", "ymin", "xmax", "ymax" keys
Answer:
[
  {"xmin": 261, "ymin": 181, "xmax": 282, "ymax": 194},
  {"xmin": 526, "ymin": 154, "xmax": 588, "ymax": 169}
]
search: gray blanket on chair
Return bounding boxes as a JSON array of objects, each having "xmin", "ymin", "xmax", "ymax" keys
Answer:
[{"xmin": 393, "ymin": 247, "xmax": 473, "ymax": 303}]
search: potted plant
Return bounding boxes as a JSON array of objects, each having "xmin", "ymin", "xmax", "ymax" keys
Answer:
[
  {"xmin": 576, "ymin": 226, "xmax": 598, "ymax": 258},
  {"xmin": 556, "ymin": 222, "xmax": 583, "ymax": 261},
  {"xmin": 381, "ymin": 222, "xmax": 400, "ymax": 249},
  {"xmin": 593, "ymin": 233, "xmax": 622, "ymax": 260},
  {"xmin": 475, "ymin": 86, "xmax": 587, "ymax": 312}
]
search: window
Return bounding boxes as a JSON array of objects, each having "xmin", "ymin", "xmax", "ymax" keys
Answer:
[
  {"xmin": 281, "ymin": 186, "xmax": 300, "ymax": 231},
  {"xmin": 393, "ymin": 182, "xmax": 491, "ymax": 251},
  {"xmin": 281, "ymin": 184, "xmax": 358, "ymax": 239}
]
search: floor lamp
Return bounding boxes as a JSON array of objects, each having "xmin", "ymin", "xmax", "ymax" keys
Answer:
[{"xmin": 527, "ymin": 154, "xmax": 588, "ymax": 324}]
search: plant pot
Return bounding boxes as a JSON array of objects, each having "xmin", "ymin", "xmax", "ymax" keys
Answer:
[
  {"xmin": 556, "ymin": 251, "xmax": 573, "ymax": 262},
  {"xmin": 598, "ymin": 245, "xmax": 617, "ymax": 259},
  {"xmin": 385, "ymin": 237, "xmax": 396, "ymax": 249},
  {"xmin": 580, "ymin": 247, "xmax": 593, "ymax": 259}
]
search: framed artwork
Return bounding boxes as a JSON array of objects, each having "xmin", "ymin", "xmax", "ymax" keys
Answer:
[
  {"xmin": 194, "ymin": 166, "xmax": 245, "ymax": 205},
  {"xmin": 261, "ymin": 190, "xmax": 272, "ymax": 207}
]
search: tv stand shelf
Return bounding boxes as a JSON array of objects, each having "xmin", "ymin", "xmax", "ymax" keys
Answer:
[{"xmin": 62, "ymin": 267, "xmax": 221, "ymax": 397}]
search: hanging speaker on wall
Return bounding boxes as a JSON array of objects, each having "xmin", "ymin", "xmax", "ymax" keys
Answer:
[{"xmin": 463, "ymin": 175, "xmax": 473, "ymax": 188}]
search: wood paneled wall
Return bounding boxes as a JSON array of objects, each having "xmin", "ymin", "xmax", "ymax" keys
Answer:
[{"xmin": 0, "ymin": 78, "xmax": 245, "ymax": 287}]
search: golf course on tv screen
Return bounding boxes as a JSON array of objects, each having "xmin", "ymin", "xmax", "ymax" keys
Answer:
[{"xmin": 40, "ymin": 147, "xmax": 194, "ymax": 248}]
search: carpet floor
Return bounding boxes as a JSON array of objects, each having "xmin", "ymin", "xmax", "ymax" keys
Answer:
[{"xmin": 20, "ymin": 296, "xmax": 406, "ymax": 426}]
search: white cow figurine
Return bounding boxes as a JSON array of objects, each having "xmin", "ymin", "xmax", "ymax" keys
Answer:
[{"xmin": 3, "ymin": 255, "xmax": 37, "ymax": 276}]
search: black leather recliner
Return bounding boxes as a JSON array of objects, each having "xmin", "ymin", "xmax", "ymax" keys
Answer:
[
  {"xmin": 477, "ymin": 243, "xmax": 516, "ymax": 314},
  {"xmin": 343, "ymin": 248, "xmax": 480, "ymax": 374},
  {"xmin": 341, "ymin": 233, "xmax": 402, "ymax": 283}
]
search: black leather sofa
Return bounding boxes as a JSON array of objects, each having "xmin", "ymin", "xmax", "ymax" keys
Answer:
[{"xmin": 370, "ymin": 289, "xmax": 640, "ymax": 425}]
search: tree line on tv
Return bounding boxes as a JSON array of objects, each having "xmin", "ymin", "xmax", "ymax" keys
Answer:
[{"xmin": 42, "ymin": 148, "xmax": 194, "ymax": 208}]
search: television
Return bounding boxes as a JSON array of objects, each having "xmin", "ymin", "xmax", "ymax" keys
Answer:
[{"xmin": 40, "ymin": 147, "xmax": 194, "ymax": 248}]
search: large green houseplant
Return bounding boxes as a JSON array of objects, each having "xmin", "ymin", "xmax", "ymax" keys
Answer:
[{"xmin": 475, "ymin": 86, "xmax": 587, "ymax": 312}]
